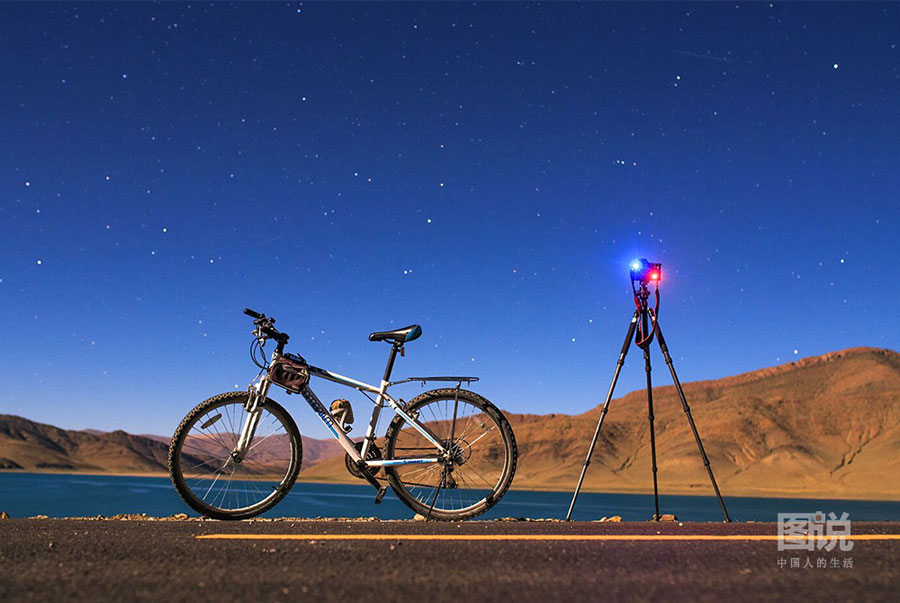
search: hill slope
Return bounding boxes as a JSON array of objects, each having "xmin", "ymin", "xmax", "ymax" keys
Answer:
[
  {"xmin": 302, "ymin": 347, "xmax": 900, "ymax": 500},
  {"xmin": 2, "ymin": 348, "xmax": 899, "ymax": 499},
  {"xmin": 0, "ymin": 416, "xmax": 344, "ymax": 474},
  {"xmin": 0, "ymin": 416, "xmax": 170, "ymax": 473},
  {"xmin": 507, "ymin": 346, "xmax": 900, "ymax": 499}
]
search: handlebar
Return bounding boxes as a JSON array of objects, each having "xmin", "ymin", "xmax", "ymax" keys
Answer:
[
  {"xmin": 244, "ymin": 308, "xmax": 289, "ymax": 345},
  {"xmin": 261, "ymin": 325, "xmax": 288, "ymax": 343}
]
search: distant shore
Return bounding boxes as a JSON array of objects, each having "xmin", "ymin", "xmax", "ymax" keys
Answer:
[{"xmin": 3, "ymin": 469, "xmax": 898, "ymax": 502}]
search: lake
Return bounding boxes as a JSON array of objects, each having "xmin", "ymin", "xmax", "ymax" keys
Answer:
[{"xmin": 1, "ymin": 473, "xmax": 897, "ymax": 521}]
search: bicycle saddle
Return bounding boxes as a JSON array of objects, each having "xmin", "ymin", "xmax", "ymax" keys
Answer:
[{"xmin": 368, "ymin": 324, "xmax": 422, "ymax": 344}]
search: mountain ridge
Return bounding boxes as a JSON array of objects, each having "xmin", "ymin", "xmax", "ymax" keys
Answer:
[
  {"xmin": 301, "ymin": 347, "xmax": 900, "ymax": 500},
  {"xmin": 2, "ymin": 347, "xmax": 899, "ymax": 500},
  {"xmin": 0, "ymin": 415, "xmax": 344, "ymax": 474}
]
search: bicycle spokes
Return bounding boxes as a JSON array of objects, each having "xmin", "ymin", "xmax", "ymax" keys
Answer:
[
  {"xmin": 387, "ymin": 392, "xmax": 514, "ymax": 518},
  {"xmin": 172, "ymin": 394, "xmax": 300, "ymax": 517}
]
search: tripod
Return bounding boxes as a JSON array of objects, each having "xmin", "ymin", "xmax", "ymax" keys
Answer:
[{"xmin": 566, "ymin": 279, "xmax": 732, "ymax": 522}]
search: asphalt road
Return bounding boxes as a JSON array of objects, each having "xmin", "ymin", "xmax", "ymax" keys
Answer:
[{"xmin": 1, "ymin": 519, "xmax": 898, "ymax": 602}]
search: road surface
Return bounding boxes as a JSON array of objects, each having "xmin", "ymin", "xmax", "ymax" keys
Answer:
[{"xmin": 1, "ymin": 519, "xmax": 898, "ymax": 601}]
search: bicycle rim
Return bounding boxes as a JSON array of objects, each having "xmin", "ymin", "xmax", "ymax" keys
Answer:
[
  {"xmin": 170, "ymin": 393, "xmax": 300, "ymax": 519},
  {"xmin": 385, "ymin": 390, "xmax": 515, "ymax": 519}
]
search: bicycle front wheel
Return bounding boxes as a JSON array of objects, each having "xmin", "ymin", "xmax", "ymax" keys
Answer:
[
  {"xmin": 168, "ymin": 391, "xmax": 302, "ymax": 520},
  {"xmin": 383, "ymin": 388, "xmax": 517, "ymax": 520}
]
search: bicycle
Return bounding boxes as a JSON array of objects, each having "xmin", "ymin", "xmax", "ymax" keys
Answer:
[{"xmin": 168, "ymin": 309, "xmax": 518, "ymax": 521}]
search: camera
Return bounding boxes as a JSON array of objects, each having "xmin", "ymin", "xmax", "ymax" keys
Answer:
[{"xmin": 630, "ymin": 258, "xmax": 662, "ymax": 284}]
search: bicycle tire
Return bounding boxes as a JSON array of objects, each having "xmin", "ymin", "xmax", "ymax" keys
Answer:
[
  {"xmin": 168, "ymin": 391, "xmax": 302, "ymax": 520},
  {"xmin": 383, "ymin": 388, "xmax": 517, "ymax": 520}
]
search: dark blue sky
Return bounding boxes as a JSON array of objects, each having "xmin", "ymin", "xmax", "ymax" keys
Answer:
[{"xmin": 2, "ymin": 2, "xmax": 898, "ymax": 437}]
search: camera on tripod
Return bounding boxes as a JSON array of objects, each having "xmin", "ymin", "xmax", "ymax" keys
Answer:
[{"xmin": 630, "ymin": 258, "xmax": 661, "ymax": 284}]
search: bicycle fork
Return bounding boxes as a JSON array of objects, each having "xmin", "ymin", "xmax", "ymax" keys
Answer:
[{"xmin": 234, "ymin": 379, "xmax": 270, "ymax": 461}]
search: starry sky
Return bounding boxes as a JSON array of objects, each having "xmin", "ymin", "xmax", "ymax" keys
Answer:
[{"xmin": 2, "ymin": 2, "xmax": 898, "ymax": 438}]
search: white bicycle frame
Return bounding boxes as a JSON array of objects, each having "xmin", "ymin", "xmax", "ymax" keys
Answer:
[{"xmin": 236, "ymin": 348, "xmax": 477, "ymax": 472}]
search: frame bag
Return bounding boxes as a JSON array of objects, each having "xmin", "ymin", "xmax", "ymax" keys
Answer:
[{"xmin": 269, "ymin": 353, "xmax": 309, "ymax": 392}]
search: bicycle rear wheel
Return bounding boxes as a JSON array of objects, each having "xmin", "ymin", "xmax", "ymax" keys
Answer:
[
  {"xmin": 383, "ymin": 388, "xmax": 517, "ymax": 520},
  {"xmin": 168, "ymin": 391, "xmax": 302, "ymax": 520}
]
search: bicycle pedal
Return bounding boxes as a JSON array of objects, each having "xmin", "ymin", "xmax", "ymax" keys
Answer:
[{"xmin": 374, "ymin": 486, "xmax": 387, "ymax": 505}]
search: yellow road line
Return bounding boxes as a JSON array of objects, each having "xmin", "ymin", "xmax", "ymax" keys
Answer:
[{"xmin": 196, "ymin": 534, "xmax": 900, "ymax": 542}]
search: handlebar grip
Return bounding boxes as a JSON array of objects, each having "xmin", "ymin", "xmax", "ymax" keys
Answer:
[{"xmin": 244, "ymin": 308, "xmax": 263, "ymax": 319}]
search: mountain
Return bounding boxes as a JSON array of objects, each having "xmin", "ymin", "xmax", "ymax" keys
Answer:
[
  {"xmin": 2, "ymin": 347, "xmax": 899, "ymax": 500},
  {"xmin": 0, "ymin": 416, "xmax": 170, "ymax": 473},
  {"xmin": 0, "ymin": 417, "xmax": 344, "ymax": 474},
  {"xmin": 301, "ymin": 347, "xmax": 900, "ymax": 500},
  {"xmin": 508, "ymin": 347, "xmax": 900, "ymax": 499}
]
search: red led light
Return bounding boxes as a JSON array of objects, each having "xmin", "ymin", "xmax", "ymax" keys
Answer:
[{"xmin": 650, "ymin": 271, "xmax": 659, "ymax": 280}]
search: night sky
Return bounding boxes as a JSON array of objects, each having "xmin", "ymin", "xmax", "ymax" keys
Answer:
[{"xmin": 2, "ymin": 2, "xmax": 898, "ymax": 438}]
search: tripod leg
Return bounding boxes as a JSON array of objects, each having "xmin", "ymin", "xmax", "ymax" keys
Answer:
[
  {"xmin": 566, "ymin": 310, "xmax": 639, "ymax": 521},
  {"xmin": 643, "ymin": 346, "xmax": 661, "ymax": 521},
  {"xmin": 654, "ymin": 321, "xmax": 733, "ymax": 523}
]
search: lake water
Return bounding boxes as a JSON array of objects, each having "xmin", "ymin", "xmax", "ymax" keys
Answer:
[{"xmin": 1, "ymin": 473, "xmax": 897, "ymax": 522}]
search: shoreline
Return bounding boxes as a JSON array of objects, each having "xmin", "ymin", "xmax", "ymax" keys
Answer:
[{"xmin": 2, "ymin": 469, "xmax": 898, "ymax": 502}]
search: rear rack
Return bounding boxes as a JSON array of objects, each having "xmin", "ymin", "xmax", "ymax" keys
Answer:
[{"xmin": 389, "ymin": 376, "xmax": 479, "ymax": 387}]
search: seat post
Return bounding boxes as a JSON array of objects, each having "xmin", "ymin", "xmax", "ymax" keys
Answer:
[{"xmin": 383, "ymin": 344, "xmax": 400, "ymax": 382}]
